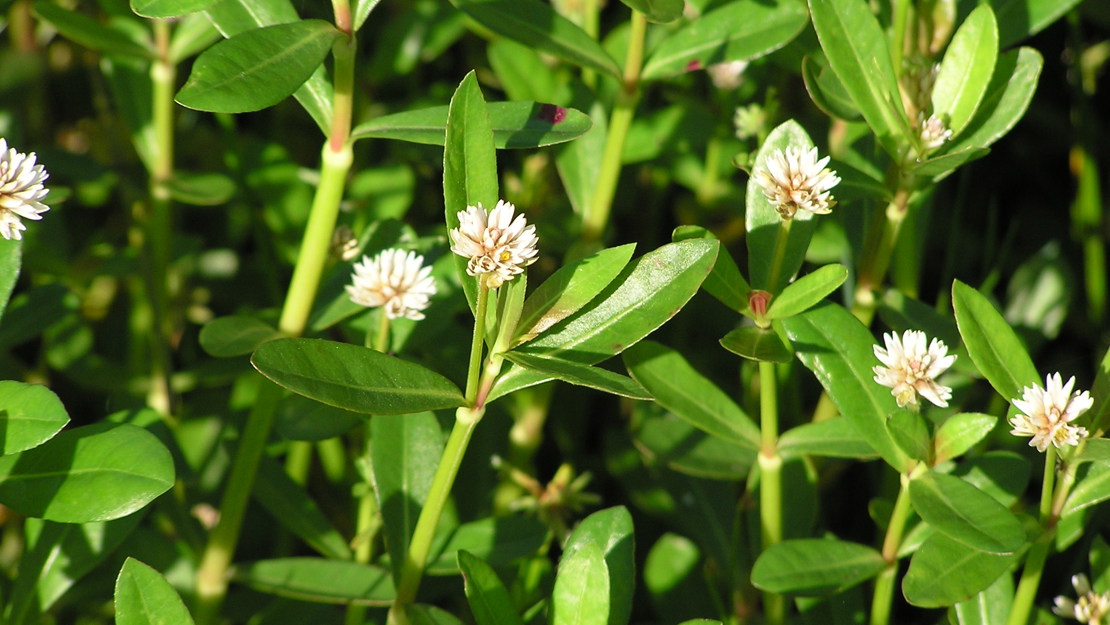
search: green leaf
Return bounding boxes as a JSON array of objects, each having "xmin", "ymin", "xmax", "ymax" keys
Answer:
[
  {"xmin": 168, "ymin": 12, "xmax": 222, "ymax": 62},
  {"xmin": 908, "ymin": 470, "xmax": 1025, "ymax": 554},
  {"xmin": 767, "ymin": 264, "xmax": 848, "ymax": 319},
  {"xmin": 165, "ymin": 171, "xmax": 236, "ymax": 206},
  {"xmin": 1076, "ymin": 438, "xmax": 1110, "ymax": 465},
  {"xmin": 778, "ymin": 417, "xmax": 878, "ymax": 460},
  {"xmin": 234, "ymin": 558, "xmax": 395, "ymax": 605},
  {"xmin": 934, "ymin": 413, "xmax": 997, "ymax": 464},
  {"xmin": 0, "ymin": 284, "xmax": 73, "ymax": 350},
  {"xmin": 885, "ymin": 409, "xmax": 932, "ymax": 463},
  {"xmin": 903, "ymin": 531, "xmax": 1025, "ymax": 608},
  {"xmin": 550, "ymin": 539, "xmax": 609, "ymax": 625},
  {"xmin": 251, "ymin": 338, "xmax": 466, "ymax": 415},
  {"xmin": 780, "ymin": 303, "xmax": 912, "ymax": 471},
  {"xmin": 719, "ymin": 326, "xmax": 794, "ymax": 363},
  {"xmin": 33, "ymin": 3, "xmax": 153, "ymax": 59},
  {"xmin": 947, "ymin": 48, "xmax": 1042, "ymax": 153},
  {"xmin": 621, "ymin": 0, "xmax": 683, "ymax": 23},
  {"xmin": 409, "ymin": 604, "xmax": 467, "ymax": 625},
  {"xmin": 453, "ymin": 0, "xmax": 621, "ymax": 79},
  {"xmin": 908, "ymin": 147, "xmax": 990, "ymax": 179},
  {"xmin": 952, "ymin": 280, "xmax": 1038, "ymax": 402},
  {"xmin": 624, "ymin": 341, "xmax": 760, "ymax": 449},
  {"xmin": 371, "ymin": 412, "xmax": 443, "ymax": 582},
  {"xmin": 426, "ymin": 516, "xmax": 548, "ymax": 575},
  {"xmin": 176, "ymin": 20, "xmax": 342, "ymax": 113},
  {"xmin": 199, "ymin": 316, "xmax": 281, "ymax": 357},
  {"xmin": 1062, "ymin": 463, "xmax": 1110, "ymax": 518},
  {"xmin": 514, "ymin": 244, "xmax": 636, "ymax": 345},
  {"xmin": 458, "ymin": 551, "xmax": 524, "ymax": 625},
  {"xmin": 751, "ymin": 539, "xmax": 886, "ymax": 595},
  {"xmin": 952, "ymin": 451, "xmax": 1030, "ymax": 509},
  {"xmin": 352, "ymin": 0, "xmax": 380, "ymax": 31},
  {"xmin": 501, "ymin": 352, "xmax": 651, "ymax": 400},
  {"xmin": 274, "ymin": 396, "xmax": 362, "ymax": 442},
  {"xmin": 995, "ymin": 0, "xmax": 1084, "ymax": 48},
  {"xmin": 0, "ymin": 238, "xmax": 19, "ymax": 322},
  {"xmin": 253, "ymin": 456, "xmax": 352, "ymax": 560},
  {"xmin": 443, "ymin": 71, "xmax": 498, "ymax": 315},
  {"xmin": 632, "ymin": 403, "xmax": 755, "ymax": 480},
  {"xmin": 808, "ymin": 0, "xmax": 910, "ymax": 158},
  {"xmin": 555, "ymin": 507, "xmax": 634, "ymax": 625},
  {"xmin": 0, "ymin": 423, "xmax": 174, "ymax": 523},
  {"xmin": 878, "ymin": 289, "xmax": 960, "ymax": 348},
  {"xmin": 671, "ymin": 226, "xmax": 750, "ymax": 314},
  {"xmin": 556, "ymin": 97, "xmax": 607, "ymax": 217},
  {"xmin": 115, "ymin": 558, "xmax": 195, "ymax": 625},
  {"xmin": 801, "ymin": 54, "xmax": 861, "ymax": 120},
  {"xmin": 951, "ymin": 572, "xmax": 1014, "ymax": 625},
  {"xmin": 352, "ymin": 101, "xmax": 592, "ymax": 149},
  {"xmin": 1093, "ymin": 345, "xmax": 1110, "ymax": 429},
  {"xmin": 130, "ymin": 0, "xmax": 216, "ymax": 18},
  {"xmin": 641, "ymin": 0, "xmax": 809, "ymax": 81},
  {"xmin": 0, "ymin": 381, "xmax": 70, "ymax": 455},
  {"xmin": 932, "ymin": 5, "xmax": 998, "ymax": 140}
]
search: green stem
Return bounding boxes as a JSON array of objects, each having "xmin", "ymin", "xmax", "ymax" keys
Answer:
[
  {"xmin": 697, "ymin": 134, "xmax": 723, "ymax": 205},
  {"xmin": 582, "ymin": 10, "xmax": 647, "ymax": 242},
  {"xmin": 758, "ymin": 361, "xmax": 784, "ymax": 625},
  {"xmin": 465, "ymin": 281, "xmax": 491, "ymax": 402},
  {"xmin": 889, "ymin": 0, "xmax": 910, "ymax": 77},
  {"xmin": 765, "ymin": 219, "xmax": 793, "ymax": 294},
  {"xmin": 871, "ymin": 471, "xmax": 915, "ymax": 625},
  {"xmin": 375, "ymin": 311, "xmax": 391, "ymax": 353},
  {"xmin": 1006, "ymin": 447, "xmax": 1058, "ymax": 625},
  {"xmin": 852, "ymin": 187, "xmax": 910, "ymax": 325},
  {"xmin": 346, "ymin": 426, "xmax": 381, "ymax": 625}
]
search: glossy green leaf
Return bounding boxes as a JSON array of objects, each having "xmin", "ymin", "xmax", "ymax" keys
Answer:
[
  {"xmin": 952, "ymin": 451, "xmax": 1030, "ymax": 509},
  {"xmin": 908, "ymin": 470, "xmax": 1025, "ymax": 554},
  {"xmin": 951, "ymin": 571, "xmax": 1014, "ymax": 625},
  {"xmin": 33, "ymin": 3, "xmax": 153, "ymax": 59},
  {"xmin": 1062, "ymin": 463, "xmax": 1110, "ymax": 518},
  {"xmin": 409, "ymin": 604, "xmax": 467, "ymax": 625},
  {"xmin": 778, "ymin": 417, "xmax": 877, "ymax": 460},
  {"xmin": 514, "ymin": 244, "xmax": 635, "ymax": 344},
  {"xmin": 952, "ymin": 280, "xmax": 1038, "ymax": 403},
  {"xmin": 672, "ymin": 226, "xmax": 750, "ymax": 314},
  {"xmin": 641, "ymin": 0, "xmax": 809, "ymax": 80},
  {"xmin": 176, "ymin": 20, "xmax": 342, "ymax": 113},
  {"xmin": 886, "ymin": 409, "xmax": 932, "ymax": 463},
  {"xmin": 908, "ymin": 147, "xmax": 990, "ymax": 179},
  {"xmin": 621, "ymin": 0, "xmax": 683, "ymax": 23},
  {"xmin": 165, "ymin": 171, "xmax": 236, "ymax": 206},
  {"xmin": 168, "ymin": 12, "xmax": 222, "ymax": 62},
  {"xmin": 130, "ymin": 0, "xmax": 216, "ymax": 18},
  {"xmin": 203, "ymin": 0, "xmax": 333, "ymax": 132},
  {"xmin": 550, "ymin": 538, "xmax": 609, "ymax": 625},
  {"xmin": 751, "ymin": 539, "xmax": 886, "ymax": 595},
  {"xmin": 781, "ymin": 303, "xmax": 911, "ymax": 471},
  {"xmin": 372, "ymin": 411, "xmax": 443, "ymax": 581},
  {"xmin": 0, "ymin": 381, "xmax": 69, "ymax": 455},
  {"xmin": 932, "ymin": 5, "xmax": 998, "ymax": 139},
  {"xmin": 0, "ymin": 238, "xmax": 19, "ymax": 321},
  {"xmin": 458, "ymin": 551, "xmax": 524, "ymax": 625},
  {"xmin": 556, "ymin": 97, "xmax": 607, "ymax": 217},
  {"xmin": 273, "ymin": 396, "xmax": 362, "ymax": 442},
  {"xmin": 453, "ymin": 0, "xmax": 621, "ymax": 79},
  {"xmin": 234, "ymin": 558, "xmax": 395, "ymax": 605},
  {"xmin": 1092, "ymin": 345, "xmax": 1110, "ymax": 429},
  {"xmin": 995, "ymin": 0, "xmax": 1084, "ymax": 48},
  {"xmin": 254, "ymin": 456, "xmax": 352, "ymax": 560},
  {"xmin": 746, "ymin": 120, "xmax": 820, "ymax": 293},
  {"xmin": 948, "ymin": 48, "xmax": 1042, "ymax": 153},
  {"xmin": 767, "ymin": 264, "xmax": 848, "ymax": 319},
  {"xmin": 801, "ymin": 54, "xmax": 860, "ymax": 120},
  {"xmin": 0, "ymin": 423, "xmax": 173, "ymax": 523},
  {"xmin": 903, "ymin": 531, "xmax": 1024, "ymax": 608},
  {"xmin": 624, "ymin": 341, "xmax": 760, "ymax": 449},
  {"xmin": 934, "ymin": 413, "xmax": 997, "ymax": 464},
  {"xmin": 443, "ymin": 71, "xmax": 498, "ymax": 315},
  {"xmin": 808, "ymin": 0, "xmax": 910, "ymax": 158},
  {"xmin": 632, "ymin": 403, "xmax": 755, "ymax": 480},
  {"xmin": 199, "ymin": 316, "xmax": 281, "ymax": 357},
  {"xmin": 115, "ymin": 558, "xmax": 195, "ymax": 625},
  {"xmin": 719, "ymin": 325, "xmax": 794, "ymax": 363},
  {"xmin": 352, "ymin": 101, "xmax": 592, "ymax": 148},
  {"xmin": 501, "ymin": 352, "xmax": 650, "ymax": 400},
  {"xmin": 251, "ymin": 338, "xmax": 466, "ymax": 415},
  {"xmin": 426, "ymin": 516, "xmax": 548, "ymax": 575},
  {"xmin": 555, "ymin": 507, "xmax": 633, "ymax": 625}
]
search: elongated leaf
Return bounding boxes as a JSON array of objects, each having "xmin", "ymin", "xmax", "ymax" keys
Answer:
[
  {"xmin": 995, "ymin": 0, "xmax": 1084, "ymax": 48},
  {"xmin": 501, "ymin": 352, "xmax": 650, "ymax": 400},
  {"xmin": 621, "ymin": 0, "xmax": 683, "ymax": 23},
  {"xmin": 552, "ymin": 507, "xmax": 633, "ymax": 625},
  {"xmin": 1063, "ymin": 463, "xmax": 1110, "ymax": 518},
  {"xmin": 176, "ymin": 20, "xmax": 341, "ymax": 113},
  {"xmin": 352, "ymin": 101, "xmax": 592, "ymax": 148},
  {"xmin": 166, "ymin": 171, "xmax": 236, "ymax": 206},
  {"xmin": 199, "ymin": 316, "xmax": 281, "ymax": 357},
  {"xmin": 908, "ymin": 470, "xmax": 1025, "ymax": 554},
  {"xmin": 453, "ymin": 0, "xmax": 621, "ymax": 79},
  {"xmin": 443, "ymin": 71, "xmax": 498, "ymax": 314},
  {"xmin": 168, "ymin": 12, "xmax": 222, "ymax": 62},
  {"xmin": 886, "ymin": 409, "xmax": 932, "ymax": 463},
  {"xmin": 624, "ymin": 341, "xmax": 760, "ymax": 448},
  {"xmin": 642, "ymin": 0, "xmax": 809, "ymax": 80},
  {"xmin": 0, "ymin": 238, "xmax": 19, "ymax": 322},
  {"xmin": 767, "ymin": 264, "xmax": 847, "ymax": 319},
  {"xmin": 801, "ymin": 54, "xmax": 860, "ymax": 120},
  {"xmin": 115, "ymin": 558, "xmax": 195, "ymax": 625},
  {"xmin": 0, "ymin": 381, "xmax": 69, "ymax": 455},
  {"xmin": 934, "ymin": 413, "xmax": 997, "ymax": 464},
  {"xmin": 0, "ymin": 423, "xmax": 174, "ymax": 523},
  {"xmin": 903, "ymin": 531, "xmax": 1024, "ymax": 608},
  {"xmin": 778, "ymin": 417, "xmax": 877, "ymax": 460},
  {"xmin": 352, "ymin": 0, "xmax": 381, "ymax": 31},
  {"xmin": 633, "ymin": 403, "xmax": 755, "ymax": 479},
  {"xmin": 751, "ymin": 539, "xmax": 886, "ymax": 595},
  {"xmin": 671, "ymin": 226, "xmax": 750, "ymax": 314},
  {"xmin": 808, "ymin": 0, "xmax": 910, "ymax": 158},
  {"xmin": 254, "ymin": 457, "xmax": 352, "ymax": 560},
  {"xmin": 719, "ymin": 326, "xmax": 794, "ymax": 363},
  {"xmin": 274, "ymin": 396, "xmax": 362, "ymax": 442},
  {"xmin": 251, "ymin": 338, "xmax": 466, "ymax": 415},
  {"xmin": 235, "ymin": 558, "xmax": 395, "ymax": 605},
  {"xmin": 551, "ymin": 539, "xmax": 609, "ymax": 625},
  {"xmin": 952, "ymin": 280, "xmax": 1038, "ymax": 402},
  {"xmin": 951, "ymin": 571, "xmax": 1014, "ymax": 625},
  {"xmin": 953, "ymin": 451, "xmax": 1030, "ymax": 509},
  {"xmin": 781, "ymin": 303, "xmax": 911, "ymax": 471},
  {"xmin": 515, "ymin": 244, "xmax": 636, "ymax": 344},
  {"xmin": 556, "ymin": 97, "xmax": 607, "ymax": 217},
  {"xmin": 948, "ymin": 48, "xmax": 1041, "ymax": 153},
  {"xmin": 33, "ymin": 3, "xmax": 153, "ymax": 59},
  {"xmin": 932, "ymin": 5, "xmax": 997, "ymax": 140},
  {"xmin": 909, "ymin": 147, "xmax": 990, "ymax": 179},
  {"xmin": 426, "ymin": 516, "xmax": 548, "ymax": 575},
  {"xmin": 458, "ymin": 551, "xmax": 524, "ymax": 625},
  {"xmin": 131, "ymin": 0, "xmax": 216, "ymax": 18},
  {"xmin": 1092, "ymin": 340, "xmax": 1110, "ymax": 429}
]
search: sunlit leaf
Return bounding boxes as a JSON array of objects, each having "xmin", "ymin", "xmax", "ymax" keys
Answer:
[
  {"xmin": 115, "ymin": 558, "xmax": 195, "ymax": 625},
  {"xmin": 778, "ymin": 417, "xmax": 877, "ymax": 460},
  {"xmin": 458, "ymin": 551, "xmax": 524, "ymax": 625},
  {"xmin": 751, "ymin": 539, "xmax": 885, "ymax": 595},
  {"xmin": 352, "ymin": 101, "xmax": 592, "ymax": 148},
  {"xmin": 947, "ymin": 48, "xmax": 1042, "ymax": 154},
  {"xmin": 0, "ymin": 238, "xmax": 20, "ymax": 322},
  {"xmin": 767, "ymin": 264, "xmax": 848, "ymax": 319},
  {"xmin": 234, "ymin": 558, "xmax": 395, "ymax": 605},
  {"xmin": 672, "ymin": 226, "xmax": 750, "ymax": 314},
  {"xmin": 932, "ymin": 5, "xmax": 998, "ymax": 139},
  {"xmin": 621, "ymin": 0, "xmax": 683, "ymax": 23},
  {"xmin": 903, "ymin": 531, "xmax": 1025, "ymax": 607},
  {"xmin": 934, "ymin": 413, "xmax": 997, "ymax": 464},
  {"xmin": 130, "ymin": 0, "xmax": 216, "ymax": 18},
  {"xmin": 501, "ymin": 352, "xmax": 651, "ymax": 400},
  {"xmin": 952, "ymin": 280, "xmax": 1038, "ymax": 403},
  {"xmin": 908, "ymin": 470, "xmax": 1025, "ymax": 554},
  {"xmin": 0, "ymin": 381, "xmax": 69, "ymax": 455}
]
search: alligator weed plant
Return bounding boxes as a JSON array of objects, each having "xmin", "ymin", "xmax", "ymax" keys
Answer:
[{"xmin": 2, "ymin": 0, "xmax": 1109, "ymax": 624}]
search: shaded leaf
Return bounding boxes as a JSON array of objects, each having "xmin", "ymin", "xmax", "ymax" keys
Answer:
[
  {"xmin": 621, "ymin": 0, "xmax": 683, "ymax": 23},
  {"xmin": 165, "ymin": 171, "xmax": 236, "ymax": 206},
  {"xmin": 115, "ymin": 558, "xmax": 195, "ymax": 625},
  {"xmin": 458, "ymin": 551, "xmax": 524, "ymax": 625},
  {"xmin": 801, "ymin": 54, "xmax": 860, "ymax": 120},
  {"xmin": 234, "ymin": 558, "xmax": 395, "ymax": 605},
  {"xmin": 719, "ymin": 325, "xmax": 794, "ymax": 363},
  {"xmin": 903, "ymin": 531, "xmax": 1024, "ymax": 608},
  {"xmin": 0, "ymin": 381, "xmax": 69, "ymax": 455},
  {"xmin": 199, "ymin": 316, "xmax": 281, "ymax": 357},
  {"xmin": 0, "ymin": 238, "xmax": 19, "ymax": 321},
  {"xmin": 426, "ymin": 516, "xmax": 548, "ymax": 575},
  {"xmin": 33, "ymin": 3, "xmax": 152, "ymax": 59},
  {"xmin": 908, "ymin": 470, "xmax": 1025, "ymax": 554},
  {"xmin": 778, "ymin": 417, "xmax": 878, "ymax": 460},
  {"xmin": 501, "ymin": 352, "xmax": 651, "ymax": 400},
  {"xmin": 254, "ymin": 456, "xmax": 352, "ymax": 560},
  {"xmin": 751, "ymin": 539, "xmax": 886, "ymax": 595},
  {"xmin": 633, "ymin": 402, "xmax": 755, "ymax": 480}
]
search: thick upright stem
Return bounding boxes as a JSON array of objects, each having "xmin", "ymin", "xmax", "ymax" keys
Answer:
[
  {"xmin": 852, "ymin": 187, "xmax": 910, "ymax": 325},
  {"xmin": 1006, "ymin": 447, "xmax": 1059, "ymax": 625},
  {"xmin": 871, "ymin": 472, "xmax": 915, "ymax": 625},
  {"xmin": 758, "ymin": 361, "xmax": 784, "ymax": 625}
]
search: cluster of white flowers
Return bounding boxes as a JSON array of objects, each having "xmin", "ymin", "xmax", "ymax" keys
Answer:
[
  {"xmin": 1055, "ymin": 574, "xmax": 1110, "ymax": 625},
  {"xmin": 449, "ymin": 200, "xmax": 538, "ymax": 288},
  {"xmin": 1009, "ymin": 373, "xmax": 1093, "ymax": 453},
  {"xmin": 753, "ymin": 146, "xmax": 841, "ymax": 220},
  {"xmin": 346, "ymin": 249, "xmax": 437, "ymax": 321},
  {"xmin": 872, "ymin": 330, "xmax": 957, "ymax": 408},
  {"xmin": 919, "ymin": 113, "xmax": 953, "ymax": 150},
  {"xmin": 0, "ymin": 138, "xmax": 50, "ymax": 241}
]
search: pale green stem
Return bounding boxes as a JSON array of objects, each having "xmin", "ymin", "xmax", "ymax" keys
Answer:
[
  {"xmin": 580, "ymin": 0, "xmax": 599, "ymax": 90},
  {"xmin": 870, "ymin": 471, "xmax": 915, "ymax": 625},
  {"xmin": 582, "ymin": 10, "xmax": 647, "ymax": 242},
  {"xmin": 758, "ymin": 361, "xmax": 784, "ymax": 625},
  {"xmin": 889, "ymin": 0, "xmax": 909, "ymax": 77},
  {"xmin": 375, "ymin": 310, "xmax": 391, "ymax": 353},
  {"xmin": 1006, "ymin": 447, "xmax": 1058, "ymax": 625},
  {"xmin": 765, "ymin": 218, "xmax": 793, "ymax": 294},
  {"xmin": 852, "ymin": 188, "xmax": 910, "ymax": 326},
  {"xmin": 465, "ymin": 281, "xmax": 492, "ymax": 401}
]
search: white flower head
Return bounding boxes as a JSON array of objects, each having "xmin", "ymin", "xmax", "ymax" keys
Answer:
[
  {"xmin": 873, "ymin": 330, "xmax": 957, "ymax": 408},
  {"xmin": 346, "ymin": 249, "xmax": 437, "ymax": 321},
  {"xmin": 1009, "ymin": 373, "xmax": 1093, "ymax": 453},
  {"xmin": 919, "ymin": 113, "xmax": 953, "ymax": 150},
  {"xmin": 707, "ymin": 60, "xmax": 749, "ymax": 91},
  {"xmin": 753, "ymin": 145, "xmax": 841, "ymax": 220},
  {"xmin": 449, "ymin": 200, "xmax": 538, "ymax": 288},
  {"xmin": 1054, "ymin": 574, "xmax": 1110, "ymax": 625},
  {"xmin": 0, "ymin": 138, "xmax": 50, "ymax": 241}
]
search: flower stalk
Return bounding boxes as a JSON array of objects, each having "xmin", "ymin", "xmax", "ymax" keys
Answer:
[{"xmin": 758, "ymin": 360, "xmax": 784, "ymax": 625}]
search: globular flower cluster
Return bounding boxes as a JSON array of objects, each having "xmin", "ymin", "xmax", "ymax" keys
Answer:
[
  {"xmin": 872, "ymin": 330, "xmax": 956, "ymax": 408},
  {"xmin": 346, "ymin": 249, "xmax": 437, "ymax": 321},
  {"xmin": 1009, "ymin": 373, "xmax": 1092, "ymax": 453},
  {"xmin": 753, "ymin": 145, "xmax": 840, "ymax": 220},
  {"xmin": 0, "ymin": 138, "xmax": 50, "ymax": 241},
  {"xmin": 449, "ymin": 200, "xmax": 539, "ymax": 288},
  {"xmin": 919, "ymin": 113, "xmax": 953, "ymax": 150},
  {"xmin": 1055, "ymin": 574, "xmax": 1110, "ymax": 625}
]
